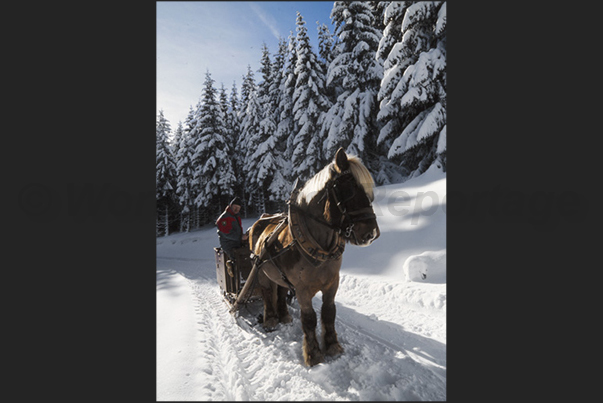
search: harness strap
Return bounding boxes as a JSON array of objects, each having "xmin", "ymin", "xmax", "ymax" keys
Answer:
[
  {"xmin": 288, "ymin": 202, "xmax": 346, "ymax": 267},
  {"xmin": 263, "ymin": 240, "xmax": 297, "ymax": 296},
  {"xmin": 232, "ymin": 215, "xmax": 289, "ymax": 313},
  {"xmin": 252, "ymin": 215, "xmax": 299, "ymax": 293}
]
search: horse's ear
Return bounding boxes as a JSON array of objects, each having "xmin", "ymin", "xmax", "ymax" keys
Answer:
[
  {"xmin": 334, "ymin": 147, "xmax": 349, "ymax": 171},
  {"xmin": 292, "ymin": 177, "xmax": 301, "ymax": 192}
]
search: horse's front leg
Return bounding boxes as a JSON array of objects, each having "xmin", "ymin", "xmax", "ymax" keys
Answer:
[
  {"xmin": 321, "ymin": 281, "xmax": 344, "ymax": 357},
  {"xmin": 297, "ymin": 290, "xmax": 323, "ymax": 366}
]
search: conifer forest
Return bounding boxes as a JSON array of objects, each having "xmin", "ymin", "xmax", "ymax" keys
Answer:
[{"xmin": 156, "ymin": 2, "xmax": 446, "ymax": 235}]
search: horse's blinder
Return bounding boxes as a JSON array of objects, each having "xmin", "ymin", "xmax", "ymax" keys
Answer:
[{"xmin": 328, "ymin": 170, "xmax": 377, "ymax": 240}]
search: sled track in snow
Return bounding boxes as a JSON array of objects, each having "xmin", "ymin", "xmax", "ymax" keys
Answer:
[
  {"xmin": 190, "ymin": 280, "xmax": 257, "ymax": 400},
  {"xmin": 191, "ymin": 278, "xmax": 347, "ymax": 400},
  {"xmin": 186, "ymin": 274, "xmax": 446, "ymax": 401}
]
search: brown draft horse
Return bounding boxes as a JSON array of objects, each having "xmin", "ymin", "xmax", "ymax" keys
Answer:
[{"xmin": 248, "ymin": 148, "xmax": 380, "ymax": 366}]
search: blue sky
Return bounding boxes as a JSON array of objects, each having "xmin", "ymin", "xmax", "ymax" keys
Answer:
[{"xmin": 157, "ymin": 1, "xmax": 335, "ymax": 128}]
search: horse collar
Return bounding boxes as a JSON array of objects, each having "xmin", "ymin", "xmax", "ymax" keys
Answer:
[{"xmin": 288, "ymin": 202, "xmax": 345, "ymax": 267}]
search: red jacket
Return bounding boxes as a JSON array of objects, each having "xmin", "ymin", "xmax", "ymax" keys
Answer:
[{"xmin": 216, "ymin": 206, "xmax": 243, "ymax": 246}]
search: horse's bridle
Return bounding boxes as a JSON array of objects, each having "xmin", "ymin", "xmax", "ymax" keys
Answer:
[
  {"xmin": 284, "ymin": 169, "xmax": 377, "ymax": 266},
  {"xmin": 327, "ymin": 169, "xmax": 377, "ymax": 241}
]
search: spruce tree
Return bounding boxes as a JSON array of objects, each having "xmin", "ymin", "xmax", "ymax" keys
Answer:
[
  {"xmin": 317, "ymin": 22, "xmax": 335, "ymax": 74},
  {"xmin": 368, "ymin": 1, "xmax": 390, "ymax": 33},
  {"xmin": 382, "ymin": 1, "xmax": 447, "ymax": 177},
  {"xmin": 376, "ymin": 1, "xmax": 412, "ymax": 158},
  {"xmin": 156, "ymin": 110, "xmax": 175, "ymax": 198},
  {"xmin": 322, "ymin": 1, "xmax": 383, "ymax": 162},
  {"xmin": 175, "ymin": 111, "xmax": 196, "ymax": 232},
  {"xmin": 266, "ymin": 37, "xmax": 291, "ymax": 207},
  {"xmin": 191, "ymin": 70, "xmax": 235, "ymax": 222},
  {"xmin": 218, "ymin": 83, "xmax": 229, "ymax": 126},
  {"xmin": 239, "ymin": 89, "xmax": 263, "ymax": 214},
  {"xmin": 276, "ymin": 31, "xmax": 298, "ymax": 181},
  {"xmin": 237, "ymin": 65, "xmax": 256, "ymax": 162},
  {"xmin": 239, "ymin": 64, "xmax": 256, "ymax": 127},
  {"xmin": 236, "ymin": 66, "xmax": 257, "ymax": 216},
  {"xmin": 246, "ymin": 43, "xmax": 278, "ymax": 214},
  {"xmin": 226, "ymin": 81, "xmax": 244, "ymax": 201},
  {"xmin": 269, "ymin": 37, "xmax": 288, "ymax": 149},
  {"xmin": 156, "ymin": 110, "xmax": 177, "ymax": 236},
  {"xmin": 290, "ymin": 11, "xmax": 330, "ymax": 181},
  {"xmin": 317, "ymin": 21, "xmax": 338, "ymax": 104}
]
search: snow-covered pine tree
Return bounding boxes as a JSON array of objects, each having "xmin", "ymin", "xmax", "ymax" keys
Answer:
[
  {"xmin": 245, "ymin": 43, "xmax": 277, "ymax": 215},
  {"xmin": 229, "ymin": 81, "xmax": 241, "ymax": 134},
  {"xmin": 156, "ymin": 109, "xmax": 177, "ymax": 236},
  {"xmin": 239, "ymin": 64, "xmax": 256, "ymax": 128},
  {"xmin": 217, "ymin": 82, "xmax": 240, "ymax": 197},
  {"xmin": 317, "ymin": 22, "xmax": 336, "ymax": 67},
  {"xmin": 156, "ymin": 110, "xmax": 175, "ymax": 198},
  {"xmin": 191, "ymin": 70, "xmax": 235, "ymax": 224},
  {"xmin": 176, "ymin": 106, "xmax": 201, "ymax": 229},
  {"xmin": 377, "ymin": 1, "xmax": 419, "ymax": 156},
  {"xmin": 266, "ymin": 37, "xmax": 291, "ymax": 207},
  {"xmin": 239, "ymin": 88, "xmax": 262, "ymax": 215},
  {"xmin": 226, "ymin": 81, "xmax": 245, "ymax": 205},
  {"xmin": 317, "ymin": 21, "xmax": 338, "ymax": 104},
  {"xmin": 185, "ymin": 102, "xmax": 206, "ymax": 227},
  {"xmin": 290, "ymin": 11, "xmax": 331, "ymax": 182},
  {"xmin": 381, "ymin": 1, "xmax": 447, "ymax": 177},
  {"xmin": 268, "ymin": 37, "xmax": 288, "ymax": 149},
  {"xmin": 322, "ymin": 1, "xmax": 383, "ymax": 163},
  {"xmin": 218, "ymin": 83, "xmax": 229, "ymax": 130},
  {"xmin": 247, "ymin": 41, "xmax": 291, "ymax": 212},
  {"xmin": 171, "ymin": 120, "xmax": 183, "ymax": 152},
  {"xmin": 275, "ymin": 31, "xmax": 297, "ymax": 182},
  {"xmin": 215, "ymin": 83, "xmax": 238, "ymax": 213},
  {"xmin": 368, "ymin": 1, "xmax": 390, "ymax": 33},
  {"xmin": 236, "ymin": 66, "xmax": 257, "ymax": 217},
  {"xmin": 171, "ymin": 121, "xmax": 185, "ymax": 232},
  {"xmin": 174, "ymin": 111, "xmax": 196, "ymax": 232},
  {"xmin": 219, "ymin": 82, "xmax": 237, "ymax": 169}
]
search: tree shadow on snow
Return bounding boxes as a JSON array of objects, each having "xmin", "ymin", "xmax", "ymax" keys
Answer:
[{"xmin": 334, "ymin": 303, "xmax": 446, "ymax": 381}]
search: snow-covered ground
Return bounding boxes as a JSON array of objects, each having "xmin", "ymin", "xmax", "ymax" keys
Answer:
[{"xmin": 157, "ymin": 166, "xmax": 446, "ymax": 401}]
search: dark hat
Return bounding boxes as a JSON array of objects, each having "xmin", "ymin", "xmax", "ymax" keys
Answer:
[{"xmin": 230, "ymin": 197, "xmax": 243, "ymax": 206}]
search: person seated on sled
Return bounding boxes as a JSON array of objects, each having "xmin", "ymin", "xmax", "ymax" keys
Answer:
[{"xmin": 216, "ymin": 197, "xmax": 249, "ymax": 276}]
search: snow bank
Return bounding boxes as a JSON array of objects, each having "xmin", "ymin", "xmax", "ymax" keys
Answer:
[{"xmin": 403, "ymin": 249, "xmax": 446, "ymax": 283}]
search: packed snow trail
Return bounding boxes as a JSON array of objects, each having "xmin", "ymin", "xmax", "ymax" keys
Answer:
[{"xmin": 157, "ymin": 168, "xmax": 446, "ymax": 401}]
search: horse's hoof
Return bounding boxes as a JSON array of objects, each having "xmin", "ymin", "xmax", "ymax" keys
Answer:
[
  {"xmin": 325, "ymin": 342, "xmax": 344, "ymax": 357},
  {"xmin": 262, "ymin": 316, "xmax": 279, "ymax": 330},
  {"xmin": 304, "ymin": 351, "xmax": 324, "ymax": 367},
  {"xmin": 279, "ymin": 314, "xmax": 292, "ymax": 324}
]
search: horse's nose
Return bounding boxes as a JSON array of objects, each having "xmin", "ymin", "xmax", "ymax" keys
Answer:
[{"xmin": 364, "ymin": 228, "xmax": 379, "ymax": 244}]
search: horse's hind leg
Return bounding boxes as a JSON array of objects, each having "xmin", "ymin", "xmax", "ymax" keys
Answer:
[
  {"xmin": 298, "ymin": 290, "xmax": 323, "ymax": 366},
  {"xmin": 258, "ymin": 271, "xmax": 279, "ymax": 330},
  {"xmin": 321, "ymin": 282, "xmax": 344, "ymax": 357},
  {"xmin": 276, "ymin": 285, "xmax": 292, "ymax": 323}
]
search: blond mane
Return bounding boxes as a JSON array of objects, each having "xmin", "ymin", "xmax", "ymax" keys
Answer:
[{"xmin": 296, "ymin": 154, "xmax": 374, "ymax": 205}]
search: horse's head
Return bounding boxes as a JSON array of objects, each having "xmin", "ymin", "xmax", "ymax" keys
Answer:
[{"xmin": 326, "ymin": 148, "xmax": 380, "ymax": 247}]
